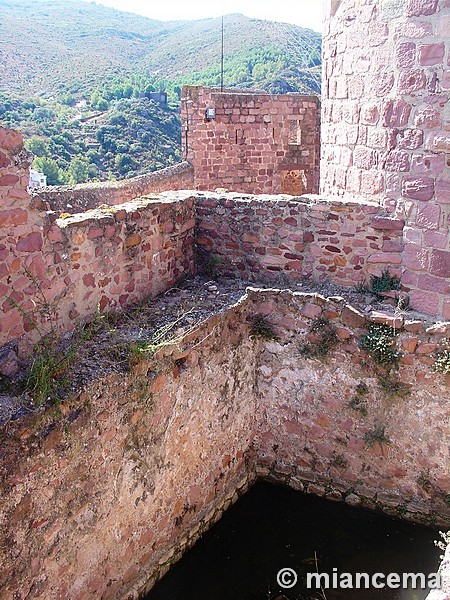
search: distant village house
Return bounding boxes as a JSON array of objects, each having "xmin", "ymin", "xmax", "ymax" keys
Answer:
[{"xmin": 28, "ymin": 168, "xmax": 47, "ymax": 190}]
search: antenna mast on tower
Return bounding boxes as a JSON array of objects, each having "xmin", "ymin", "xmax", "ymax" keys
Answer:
[{"xmin": 220, "ymin": 13, "xmax": 224, "ymax": 91}]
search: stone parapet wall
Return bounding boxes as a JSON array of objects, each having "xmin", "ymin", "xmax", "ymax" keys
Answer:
[
  {"xmin": 195, "ymin": 192, "xmax": 404, "ymax": 287},
  {"xmin": 1, "ymin": 288, "xmax": 449, "ymax": 599},
  {"xmin": 2, "ymin": 187, "xmax": 450, "ymax": 355},
  {"xmin": 34, "ymin": 161, "xmax": 194, "ymax": 214},
  {"xmin": 195, "ymin": 190, "xmax": 450, "ymax": 318},
  {"xmin": 1, "ymin": 192, "xmax": 196, "ymax": 352},
  {"xmin": 181, "ymin": 86, "xmax": 320, "ymax": 195}
]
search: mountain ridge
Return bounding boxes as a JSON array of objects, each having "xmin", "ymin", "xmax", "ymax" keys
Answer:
[
  {"xmin": 0, "ymin": 1, "xmax": 321, "ymax": 96},
  {"xmin": 0, "ymin": 0, "xmax": 321, "ymax": 185}
]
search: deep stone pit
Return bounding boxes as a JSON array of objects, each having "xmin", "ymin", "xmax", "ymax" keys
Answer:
[{"xmin": 1, "ymin": 279, "xmax": 449, "ymax": 599}]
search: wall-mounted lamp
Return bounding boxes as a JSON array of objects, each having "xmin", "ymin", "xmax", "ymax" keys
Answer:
[{"xmin": 205, "ymin": 107, "xmax": 216, "ymax": 120}]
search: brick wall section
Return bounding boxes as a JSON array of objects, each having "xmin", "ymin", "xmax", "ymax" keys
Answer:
[
  {"xmin": 181, "ymin": 86, "xmax": 320, "ymax": 195},
  {"xmin": 0, "ymin": 289, "xmax": 449, "ymax": 599},
  {"xmin": 195, "ymin": 193, "xmax": 404, "ymax": 287},
  {"xmin": 321, "ymin": 0, "xmax": 450, "ymax": 316},
  {"xmin": 34, "ymin": 161, "xmax": 194, "ymax": 214},
  {"xmin": 1, "ymin": 192, "xmax": 196, "ymax": 352}
]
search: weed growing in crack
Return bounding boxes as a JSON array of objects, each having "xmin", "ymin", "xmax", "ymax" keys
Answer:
[
  {"xmin": 299, "ymin": 317, "xmax": 338, "ymax": 359},
  {"xmin": 369, "ymin": 268, "xmax": 401, "ymax": 299},
  {"xmin": 359, "ymin": 323, "xmax": 402, "ymax": 371},
  {"xmin": 203, "ymin": 255, "xmax": 225, "ymax": 277},
  {"xmin": 330, "ymin": 452, "xmax": 349, "ymax": 470},
  {"xmin": 347, "ymin": 381, "xmax": 369, "ymax": 416},
  {"xmin": 249, "ymin": 315, "xmax": 279, "ymax": 341},
  {"xmin": 7, "ymin": 268, "xmax": 74, "ymax": 405},
  {"xmin": 418, "ymin": 471, "xmax": 432, "ymax": 493},
  {"xmin": 364, "ymin": 423, "xmax": 391, "ymax": 449},
  {"xmin": 434, "ymin": 340, "xmax": 450, "ymax": 375},
  {"xmin": 378, "ymin": 374, "xmax": 410, "ymax": 398},
  {"xmin": 27, "ymin": 342, "xmax": 75, "ymax": 406}
]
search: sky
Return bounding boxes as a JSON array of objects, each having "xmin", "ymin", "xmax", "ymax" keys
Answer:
[{"xmin": 81, "ymin": 0, "xmax": 324, "ymax": 32}]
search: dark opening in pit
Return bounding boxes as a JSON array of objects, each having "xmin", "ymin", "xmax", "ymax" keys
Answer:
[{"xmin": 146, "ymin": 482, "xmax": 441, "ymax": 600}]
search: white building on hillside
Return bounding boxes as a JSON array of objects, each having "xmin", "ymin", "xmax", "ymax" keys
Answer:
[{"xmin": 28, "ymin": 169, "xmax": 47, "ymax": 190}]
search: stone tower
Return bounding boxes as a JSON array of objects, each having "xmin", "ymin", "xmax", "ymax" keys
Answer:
[
  {"xmin": 320, "ymin": 0, "xmax": 450, "ymax": 315},
  {"xmin": 321, "ymin": 0, "xmax": 449, "ymax": 206}
]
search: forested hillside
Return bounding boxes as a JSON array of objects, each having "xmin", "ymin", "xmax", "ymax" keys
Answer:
[{"xmin": 0, "ymin": 0, "xmax": 321, "ymax": 184}]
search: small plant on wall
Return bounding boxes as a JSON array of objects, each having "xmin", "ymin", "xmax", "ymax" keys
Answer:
[
  {"xmin": 434, "ymin": 340, "xmax": 450, "ymax": 375},
  {"xmin": 359, "ymin": 323, "xmax": 409, "ymax": 399},
  {"xmin": 299, "ymin": 317, "xmax": 339, "ymax": 359},
  {"xmin": 359, "ymin": 324, "xmax": 401, "ymax": 370},
  {"xmin": 249, "ymin": 314, "xmax": 279, "ymax": 341},
  {"xmin": 203, "ymin": 255, "xmax": 225, "ymax": 277},
  {"xmin": 369, "ymin": 268, "xmax": 401, "ymax": 299},
  {"xmin": 363, "ymin": 423, "xmax": 391, "ymax": 449},
  {"xmin": 7, "ymin": 268, "xmax": 73, "ymax": 405},
  {"xmin": 347, "ymin": 381, "xmax": 369, "ymax": 416}
]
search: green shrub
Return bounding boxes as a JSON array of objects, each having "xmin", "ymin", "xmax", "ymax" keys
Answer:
[
  {"xmin": 359, "ymin": 324, "xmax": 401, "ymax": 370},
  {"xmin": 299, "ymin": 317, "xmax": 338, "ymax": 359},
  {"xmin": 364, "ymin": 424, "xmax": 391, "ymax": 448},
  {"xmin": 249, "ymin": 315, "xmax": 279, "ymax": 341},
  {"xmin": 369, "ymin": 268, "xmax": 401, "ymax": 299}
]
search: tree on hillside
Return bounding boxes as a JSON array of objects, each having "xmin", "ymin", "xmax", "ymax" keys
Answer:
[
  {"xmin": 25, "ymin": 137, "xmax": 49, "ymax": 158},
  {"xmin": 32, "ymin": 157, "xmax": 66, "ymax": 185},
  {"xmin": 67, "ymin": 157, "xmax": 89, "ymax": 184}
]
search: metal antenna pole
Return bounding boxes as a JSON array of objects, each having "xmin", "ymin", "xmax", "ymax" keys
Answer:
[{"xmin": 221, "ymin": 13, "xmax": 224, "ymax": 91}]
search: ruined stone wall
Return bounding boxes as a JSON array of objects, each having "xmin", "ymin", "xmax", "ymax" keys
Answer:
[
  {"xmin": 1, "ymin": 289, "xmax": 449, "ymax": 599},
  {"xmin": 321, "ymin": 0, "xmax": 450, "ymax": 316},
  {"xmin": 0, "ymin": 304, "xmax": 258, "ymax": 600},
  {"xmin": 34, "ymin": 161, "xmax": 194, "ymax": 214},
  {"xmin": 250, "ymin": 288, "xmax": 450, "ymax": 524},
  {"xmin": 181, "ymin": 86, "xmax": 320, "ymax": 195},
  {"xmin": 196, "ymin": 193, "xmax": 404, "ymax": 287},
  {"xmin": 1, "ymin": 194, "xmax": 195, "ymax": 353}
]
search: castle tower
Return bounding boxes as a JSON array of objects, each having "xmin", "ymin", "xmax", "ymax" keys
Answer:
[
  {"xmin": 321, "ymin": 0, "xmax": 449, "ymax": 206},
  {"xmin": 321, "ymin": 0, "xmax": 450, "ymax": 315}
]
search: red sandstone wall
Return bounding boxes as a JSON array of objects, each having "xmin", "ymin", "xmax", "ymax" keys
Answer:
[
  {"xmin": 1, "ymin": 289, "xmax": 449, "ymax": 599},
  {"xmin": 1, "ymin": 196, "xmax": 195, "ymax": 352},
  {"xmin": 251, "ymin": 288, "xmax": 450, "ymax": 523},
  {"xmin": 0, "ymin": 130, "xmax": 196, "ymax": 353},
  {"xmin": 34, "ymin": 161, "xmax": 194, "ymax": 214},
  {"xmin": 196, "ymin": 193, "xmax": 404, "ymax": 287},
  {"xmin": 0, "ymin": 308, "xmax": 257, "ymax": 599},
  {"xmin": 321, "ymin": 0, "xmax": 450, "ymax": 316},
  {"xmin": 181, "ymin": 86, "xmax": 320, "ymax": 195},
  {"xmin": 321, "ymin": 0, "xmax": 450, "ymax": 204}
]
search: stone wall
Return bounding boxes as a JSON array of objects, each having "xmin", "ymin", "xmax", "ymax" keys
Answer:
[
  {"xmin": 35, "ymin": 161, "xmax": 194, "ymax": 214},
  {"xmin": 321, "ymin": 0, "xmax": 450, "ymax": 204},
  {"xmin": 195, "ymin": 192, "xmax": 404, "ymax": 286},
  {"xmin": 1, "ymin": 288, "xmax": 449, "ymax": 599},
  {"xmin": 181, "ymin": 86, "xmax": 320, "ymax": 195},
  {"xmin": 0, "ymin": 302, "xmax": 258, "ymax": 600},
  {"xmin": 2, "ymin": 184, "xmax": 449, "ymax": 356},
  {"xmin": 1, "ymin": 195, "xmax": 195, "ymax": 353},
  {"xmin": 321, "ymin": 0, "xmax": 450, "ymax": 316},
  {"xmin": 250, "ymin": 288, "xmax": 450, "ymax": 522}
]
